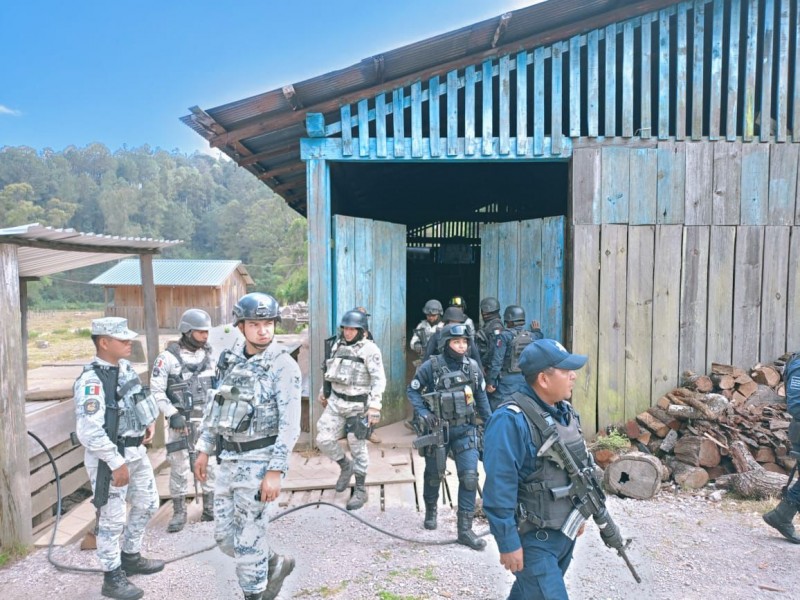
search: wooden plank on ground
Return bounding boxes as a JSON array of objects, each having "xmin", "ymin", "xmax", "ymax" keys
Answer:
[
  {"xmin": 625, "ymin": 226, "xmax": 655, "ymax": 417},
  {"xmin": 651, "ymin": 225, "xmax": 683, "ymax": 400},
  {"xmin": 679, "ymin": 226, "xmax": 710, "ymax": 375},
  {"xmin": 707, "ymin": 226, "xmax": 736, "ymax": 365},
  {"xmin": 732, "ymin": 226, "xmax": 765, "ymax": 367},
  {"xmin": 760, "ymin": 226, "xmax": 790, "ymax": 361},
  {"xmin": 382, "ymin": 482, "xmax": 418, "ymax": 510},
  {"xmin": 33, "ymin": 495, "xmax": 96, "ymax": 547}
]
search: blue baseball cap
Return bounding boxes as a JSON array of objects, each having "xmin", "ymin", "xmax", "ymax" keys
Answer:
[{"xmin": 518, "ymin": 339, "xmax": 588, "ymax": 377}]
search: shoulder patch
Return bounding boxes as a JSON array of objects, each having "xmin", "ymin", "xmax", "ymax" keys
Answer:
[
  {"xmin": 789, "ymin": 375, "xmax": 800, "ymax": 390},
  {"xmin": 410, "ymin": 379, "xmax": 421, "ymax": 390},
  {"xmin": 83, "ymin": 398, "xmax": 101, "ymax": 415},
  {"xmin": 83, "ymin": 383, "xmax": 101, "ymax": 396}
]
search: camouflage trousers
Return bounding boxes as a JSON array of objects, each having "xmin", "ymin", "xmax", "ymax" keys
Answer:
[
  {"xmin": 214, "ymin": 457, "xmax": 272, "ymax": 595},
  {"xmin": 315, "ymin": 394, "xmax": 369, "ymax": 475},
  {"xmin": 85, "ymin": 446, "xmax": 159, "ymax": 571},
  {"xmin": 166, "ymin": 426, "xmax": 216, "ymax": 497}
]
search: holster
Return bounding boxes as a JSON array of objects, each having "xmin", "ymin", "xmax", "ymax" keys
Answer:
[{"xmin": 345, "ymin": 414, "xmax": 373, "ymax": 440}]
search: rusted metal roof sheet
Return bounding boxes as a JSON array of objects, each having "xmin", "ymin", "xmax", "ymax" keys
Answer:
[
  {"xmin": 0, "ymin": 223, "xmax": 181, "ymax": 278},
  {"xmin": 90, "ymin": 259, "xmax": 253, "ymax": 287},
  {"xmin": 182, "ymin": 0, "xmax": 680, "ymax": 215}
]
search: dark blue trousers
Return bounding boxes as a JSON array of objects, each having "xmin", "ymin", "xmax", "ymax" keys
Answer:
[
  {"xmin": 507, "ymin": 528, "xmax": 575, "ymax": 600},
  {"xmin": 422, "ymin": 424, "xmax": 479, "ymax": 513}
]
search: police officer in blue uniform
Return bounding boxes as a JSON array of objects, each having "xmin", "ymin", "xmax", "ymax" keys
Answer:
[
  {"xmin": 763, "ymin": 352, "xmax": 800, "ymax": 543},
  {"xmin": 483, "ymin": 339, "xmax": 610, "ymax": 600},
  {"xmin": 407, "ymin": 323, "xmax": 492, "ymax": 550}
]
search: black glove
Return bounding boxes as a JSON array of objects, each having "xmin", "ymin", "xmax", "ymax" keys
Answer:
[
  {"xmin": 169, "ymin": 413, "xmax": 187, "ymax": 430},
  {"xmin": 418, "ymin": 410, "xmax": 439, "ymax": 431},
  {"xmin": 595, "ymin": 511, "xmax": 625, "ymax": 551}
]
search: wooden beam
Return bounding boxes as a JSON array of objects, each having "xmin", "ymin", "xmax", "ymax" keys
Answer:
[
  {"xmin": 491, "ymin": 12, "xmax": 512, "ymax": 48},
  {"xmin": 237, "ymin": 142, "xmax": 302, "ymax": 166},
  {"xmin": 207, "ymin": 0, "xmax": 683, "ymax": 149},
  {"xmin": 256, "ymin": 162, "xmax": 306, "ymax": 180},
  {"xmin": 3, "ymin": 237, "xmax": 164, "ymax": 255},
  {"xmin": 139, "ymin": 255, "xmax": 162, "ymax": 448}
]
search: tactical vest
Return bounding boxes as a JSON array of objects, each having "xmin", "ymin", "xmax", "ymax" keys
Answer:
[
  {"xmin": 503, "ymin": 328, "xmax": 535, "ymax": 373},
  {"xmin": 506, "ymin": 391, "xmax": 590, "ymax": 531},
  {"xmin": 324, "ymin": 341, "xmax": 371, "ymax": 387},
  {"xmin": 475, "ymin": 317, "xmax": 502, "ymax": 365},
  {"xmin": 84, "ymin": 363, "xmax": 159, "ymax": 433},
  {"xmin": 165, "ymin": 342, "xmax": 213, "ymax": 416},
  {"xmin": 785, "ymin": 353, "xmax": 800, "ymax": 446},
  {"xmin": 425, "ymin": 355, "xmax": 478, "ymax": 426},
  {"xmin": 414, "ymin": 323, "xmax": 433, "ymax": 349}
]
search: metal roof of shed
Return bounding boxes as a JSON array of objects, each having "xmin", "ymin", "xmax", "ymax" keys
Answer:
[
  {"xmin": 182, "ymin": 0, "xmax": 679, "ymax": 215},
  {"xmin": 0, "ymin": 223, "xmax": 181, "ymax": 278},
  {"xmin": 90, "ymin": 259, "xmax": 254, "ymax": 287}
]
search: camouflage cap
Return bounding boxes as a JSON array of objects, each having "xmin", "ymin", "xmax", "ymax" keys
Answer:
[{"xmin": 91, "ymin": 317, "xmax": 138, "ymax": 340}]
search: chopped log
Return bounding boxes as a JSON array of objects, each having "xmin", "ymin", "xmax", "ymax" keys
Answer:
[
  {"xmin": 762, "ymin": 463, "xmax": 787, "ymax": 475},
  {"xmin": 659, "ymin": 429, "xmax": 679, "ymax": 454},
  {"xmin": 665, "ymin": 392, "xmax": 688, "ymax": 405},
  {"xmin": 656, "ymin": 396, "xmax": 672, "ymax": 410},
  {"xmin": 710, "ymin": 373, "xmax": 736, "ymax": 390},
  {"xmin": 711, "ymin": 362, "xmax": 735, "ymax": 375},
  {"xmin": 667, "ymin": 404, "xmax": 705, "ymax": 420},
  {"xmin": 636, "ymin": 411, "xmax": 670, "ymax": 438},
  {"xmin": 666, "ymin": 457, "xmax": 709, "ymax": 489},
  {"xmin": 720, "ymin": 389, "xmax": 734, "ymax": 400},
  {"xmin": 754, "ymin": 446, "xmax": 776, "ymax": 463},
  {"xmin": 674, "ymin": 435, "xmax": 721, "ymax": 467},
  {"xmin": 769, "ymin": 418, "xmax": 791, "ymax": 431},
  {"xmin": 637, "ymin": 430, "xmax": 652, "ymax": 445},
  {"xmin": 603, "ymin": 452, "xmax": 664, "ymax": 500},
  {"xmin": 744, "ymin": 385, "xmax": 784, "ymax": 408},
  {"xmin": 593, "ymin": 448, "xmax": 619, "ymax": 469},
  {"xmin": 681, "ymin": 371, "xmax": 714, "ymax": 393},
  {"xmin": 624, "ymin": 420, "xmax": 643, "ymax": 441},
  {"xmin": 777, "ymin": 382, "xmax": 785, "ymax": 398},
  {"xmin": 647, "ymin": 406, "xmax": 680, "ymax": 430},
  {"xmin": 718, "ymin": 440, "xmax": 789, "ymax": 499},
  {"xmin": 680, "ymin": 394, "xmax": 720, "ymax": 421},
  {"xmin": 736, "ymin": 379, "xmax": 758, "ymax": 399},
  {"xmin": 705, "ymin": 465, "xmax": 730, "ymax": 480},
  {"xmin": 751, "ymin": 365, "xmax": 781, "ymax": 388},
  {"xmin": 735, "ymin": 372, "xmax": 753, "ymax": 384}
]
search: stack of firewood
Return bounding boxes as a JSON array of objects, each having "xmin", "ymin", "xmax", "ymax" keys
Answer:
[{"xmin": 622, "ymin": 355, "xmax": 794, "ymax": 497}]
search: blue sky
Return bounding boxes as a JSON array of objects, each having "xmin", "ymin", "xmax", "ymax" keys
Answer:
[{"xmin": 1, "ymin": 1, "xmax": 535, "ymax": 155}]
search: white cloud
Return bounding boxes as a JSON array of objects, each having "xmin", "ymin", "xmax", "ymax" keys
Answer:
[{"xmin": 0, "ymin": 104, "xmax": 22, "ymax": 116}]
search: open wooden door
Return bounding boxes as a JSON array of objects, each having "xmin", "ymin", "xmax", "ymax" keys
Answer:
[
  {"xmin": 332, "ymin": 215, "xmax": 407, "ymax": 423},
  {"xmin": 479, "ymin": 216, "xmax": 566, "ymax": 341}
]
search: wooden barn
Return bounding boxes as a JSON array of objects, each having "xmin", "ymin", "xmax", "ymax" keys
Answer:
[
  {"xmin": 184, "ymin": 0, "xmax": 800, "ymax": 437},
  {"xmin": 91, "ymin": 259, "xmax": 253, "ymax": 331}
]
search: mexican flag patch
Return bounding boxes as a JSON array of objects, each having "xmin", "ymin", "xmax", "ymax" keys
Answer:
[{"xmin": 84, "ymin": 384, "xmax": 100, "ymax": 396}]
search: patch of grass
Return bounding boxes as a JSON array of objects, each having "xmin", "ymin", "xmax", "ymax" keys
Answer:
[
  {"xmin": 0, "ymin": 543, "xmax": 30, "ymax": 569},
  {"xmin": 28, "ymin": 330, "xmax": 40, "ymax": 339},
  {"xmin": 295, "ymin": 580, "xmax": 349, "ymax": 598},
  {"xmin": 377, "ymin": 593, "xmax": 423, "ymax": 600},
  {"xmin": 75, "ymin": 328, "xmax": 92, "ymax": 338},
  {"xmin": 591, "ymin": 428, "xmax": 631, "ymax": 452},
  {"xmin": 719, "ymin": 493, "xmax": 778, "ymax": 515}
]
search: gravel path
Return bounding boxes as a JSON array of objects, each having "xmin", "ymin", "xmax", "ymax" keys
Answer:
[{"xmin": 2, "ymin": 488, "xmax": 798, "ymax": 599}]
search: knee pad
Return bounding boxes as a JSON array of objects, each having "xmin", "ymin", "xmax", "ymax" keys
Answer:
[
  {"xmin": 425, "ymin": 477, "xmax": 442, "ymax": 488},
  {"xmin": 459, "ymin": 470, "xmax": 479, "ymax": 492}
]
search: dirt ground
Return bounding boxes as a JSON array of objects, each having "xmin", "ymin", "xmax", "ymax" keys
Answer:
[{"xmin": 1, "ymin": 485, "xmax": 798, "ymax": 600}]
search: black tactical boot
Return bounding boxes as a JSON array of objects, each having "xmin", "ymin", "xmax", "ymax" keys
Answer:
[
  {"xmin": 424, "ymin": 502, "xmax": 438, "ymax": 530},
  {"xmin": 243, "ymin": 593, "xmax": 263, "ymax": 600},
  {"xmin": 263, "ymin": 552, "xmax": 296, "ymax": 600},
  {"xmin": 167, "ymin": 496, "xmax": 187, "ymax": 533},
  {"xmin": 120, "ymin": 551, "xmax": 166, "ymax": 575},
  {"xmin": 346, "ymin": 473, "xmax": 368, "ymax": 510},
  {"xmin": 335, "ymin": 457, "xmax": 354, "ymax": 492},
  {"xmin": 457, "ymin": 511, "xmax": 486, "ymax": 550},
  {"xmin": 101, "ymin": 567, "xmax": 144, "ymax": 600},
  {"xmin": 763, "ymin": 498, "xmax": 800, "ymax": 543},
  {"xmin": 201, "ymin": 492, "xmax": 215, "ymax": 522}
]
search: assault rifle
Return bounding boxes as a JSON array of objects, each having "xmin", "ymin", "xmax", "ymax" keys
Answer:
[
  {"xmin": 322, "ymin": 335, "xmax": 337, "ymax": 400},
  {"xmin": 537, "ymin": 429, "xmax": 642, "ymax": 583},
  {"xmin": 412, "ymin": 392, "xmax": 449, "ymax": 478},
  {"xmin": 166, "ymin": 414, "xmax": 200, "ymax": 501},
  {"xmin": 92, "ymin": 365, "xmax": 122, "ymax": 510}
]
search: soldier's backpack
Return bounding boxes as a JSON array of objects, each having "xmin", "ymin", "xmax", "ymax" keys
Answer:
[{"xmin": 506, "ymin": 329, "xmax": 535, "ymax": 373}]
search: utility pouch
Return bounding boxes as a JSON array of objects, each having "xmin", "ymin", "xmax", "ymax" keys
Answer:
[
  {"xmin": 167, "ymin": 379, "xmax": 193, "ymax": 411},
  {"xmin": 132, "ymin": 390, "xmax": 160, "ymax": 427},
  {"xmin": 166, "ymin": 438, "xmax": 189, "ymax": 454},
  {"xmin": 345, "ymin": 414, "xmax": 373, "ymax": 440}
]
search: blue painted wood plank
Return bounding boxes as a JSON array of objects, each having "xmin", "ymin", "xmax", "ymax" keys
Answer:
[
  {"xmin": 370, "ymin": 220, "xmax": 392, "ymax": 381},
  {"xmin": 679, "ymin": 226, "xmax": 710, "ymax": 375},
  {"xmin": 691, "ymin": 0, "xmax": 705, "ymax": 140},
  {"xmin": 465, "ymin": 65, "xmax": 477, "ymax": 155},
  {"xmin": 542, "ymin": 216, "xmax": 565, "ymax": 342},
  {"xmin": 375, "ymin": 93, "xmax": 388, "ymax": 157},
  {"xmin": 516, "ymin": 52, "xmax": 529, "ymax": 155},
  {"xmin": 794, "ymin": 2, "xmax": 800, "ymax": 141},
  {"xmin": 657, "ymin": 141, "xmax": 686, "ymax": 224},
  {"xmin": 760, "ymin": 0, "xmax": 775, "ymax": 143},
  {"xmin": 727, "ymin": 0, "xmax": 741, "ymax": 140},
  {"xmin": 768, "ymin": 143, "xmax": 799, "ymax": 224},
  {"xmin": 482, "ymin": 59, "xmax": 494, "ymax": 156},
  {"xmin": 572, "ymin": 147, "xmax": 602, "ymax": 224},
  {"xmin": 568, "ymin": 37, "xmax": 581, "ymax": 138},
  {"xmin": 387, "ymin": 221, "xmax": 407, "ymax": 418},
  {"xmin": 340, "ymin": 105, "xmax": 353, "ymax": 156},
  {"xmin": 712, "ymin": 141, "xmax": 742, "ymax": 224},
  {"xmin": 732, "ymin": 226, "xmax": 764, "ymax": 367},
  {"xmin": 306, "ymin": 113, "xmax": 325, "ymax": 138},
  {"xmin": 334, "ymin": 215, "xmax": 356, "ymax": 321},
  {"xmin": 640, "ymin": 14, "xmax": 653, "ymax": 138},
  {"xmin": 675, "ymin": 3, "xmax": 688, "ymax": 140},
  {"xmin": 604, "ymin": 23, "xmax": 616, "ymax": 137},
  {"xmin": 684, "ymin": 142, "xmax": 714, "ymax": 224},
  {"xmin": 357, "ymin": 99, "xmax": 369, "ymax": 157},
  {"xmin": 740, "ymin": 142, "xmax": 770, "ymax": 224},
  {"xmin": 551, "ymin": 43, "xmax": 563, "ymax": 155},
  {"xmin": 622, "ymin": 22, "xmax": 634, "ymax": 137},
  {"xmin": 479, "ymin": 224, "xmax": 500, "ymax": 302},
  {"xmin": 428, "ymin": 76, "xmax": 441, "ymax": 157},
  {"xmin": 533, "ymin": 47, "xmax": 545, "ymax": 154},
  {"xmin": 518, "ymin": 219, "xmax": 543, "ymax": 337},
  {"xmin": 658, "ymin": 10, "xmax": 670, "ymax": 139},
  {"xmin": 410, "ymin": 81, "xmax": 423, "ymax": 157},
  {"xmin": 447, "ymin": 70, "xmax": 459, "ymax": 156},
  {"xmin": 629, "ymin": 148, "xmax": 658, "ymax": 224},
  {"xmin": 393, "ymin": 88, "xmax": 405, "ymax": 157},
  {"xmin": 601, "ymin": 147, "xmax": 629, "ymax": 223},
  {"xmin": 709, "ymin": 0, "xmax": 724, "ymax": 139},
  {"xmin": 587, "ymin": 30, "xmax": 599, "ymax": 137},
  {"xmin": 743, "ymin": 0, "xmax": 758, "ymax": 141},
  {"xmin": 775, "ymin": 0, "xmax": 790, "ymax": 141},
  {"xmin": 499, "ymin": 55, "xmax": 511, "ymax": 155},
  {"xmin": 354, "ymin": 218, "xmax": 374, "ymax": 309},
  {"xmin": 496, "ymin": 221, "xmax": 520, "ymax": 310},
  {"xmin": 707, "ymin": 226, "xmax": 736, "ymax": 364}
]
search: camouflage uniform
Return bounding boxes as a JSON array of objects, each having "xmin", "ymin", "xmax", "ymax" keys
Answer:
[
  {"xmin": 151, "ymin": 342, "xmax": 217, "ymax": 497},
  {"xmin": 409, "ymin": 319, "xmax": 444, "ymax": 356},
  {"xmin": 316, "ymin": 336, "xmax": 386, "ymax": 476},
  {"xmin": 74, "ymin": 356, "xmax": 160, "ymax": 572},
  {"xmin": 196, "ymin": 339, "xmax": 302, "ymax": 597}
]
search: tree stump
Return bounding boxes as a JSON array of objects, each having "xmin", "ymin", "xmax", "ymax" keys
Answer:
[
  {"xmin": 603, "ymin": 452, "xmax": 664, "ymax": 500},
  {"xmin": 713, "ymin": 441, "xmax": 789, "ymax": 499}
]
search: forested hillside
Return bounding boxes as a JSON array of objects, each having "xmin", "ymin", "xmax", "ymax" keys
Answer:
[{"xmin": 0, "ymin": 144, "xmax": 307, "ymax": 306}]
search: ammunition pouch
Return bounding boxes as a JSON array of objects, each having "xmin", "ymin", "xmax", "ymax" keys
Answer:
[
  {"xmin": 210, "ymin": 386, "xmax": 255, "ymax": 433},
  {"xmin": 324, "ymin": 355, "xmax": 370, "ymax": 387},
  {"xmin": 166, "ymin": 437, "xmax": 189, "ymax": 454},
  {"xmin": 429, "ymin": 388, "xmax": 475, "ymax": 425},
  {"xmin": 167, "ymin": 378, "xmax": 193, "ymax": 412},
  {"xmin": 345, "ymin": 415, "xmax": 373, "ymax": 440},
  {"xmin": 131, "ymin": 389, "xmax": 159, "ymax": 427}
]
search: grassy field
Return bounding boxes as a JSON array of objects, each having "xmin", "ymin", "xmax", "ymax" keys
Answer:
[{"xmin": 26, "ymin": 310, "xmax": 104, "ymax": 369}]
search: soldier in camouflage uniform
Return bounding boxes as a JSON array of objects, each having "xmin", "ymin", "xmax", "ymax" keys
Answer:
[
  {"xmin": 317, "ymin": 309, "xmax": 386, "ymax": 511},
  {"xmin": 409, "ymin": 299, "xmax": 444, "ymax": 357},
  {"xmin": 194, "ymin": 293, "xmax": 301, "ymax": 600},
  {"xmin": 151, "ymin": 308, "xmax": 217, "ymax": 532},
  {"xmin": 73, "ymin": 317, "xmax": 163, "ymax": 600}
]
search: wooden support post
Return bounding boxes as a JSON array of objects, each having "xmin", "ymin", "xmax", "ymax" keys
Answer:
[
  {"xmin": 139, "ymin": 254, "xmax": 163, "ymax": 449},
  {"xmin": 20, "ymin": 278, "xmax": 28, "ymax": 388},
  {"xmin": 0, "ymin": 243, "xmax": 33, "ymax": 549}
]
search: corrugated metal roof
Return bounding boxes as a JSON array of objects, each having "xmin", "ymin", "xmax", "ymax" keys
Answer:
[
  {"xmin": 90, "ymin": 259, "xmax": 254, "ymax": 287},
  {"xmin": 0, "ymin": 223, "xmax": 182, "ymax": 278},
  {"xmin": 182, "ymin": 0, "xmax": 680, "ymax": 215}
]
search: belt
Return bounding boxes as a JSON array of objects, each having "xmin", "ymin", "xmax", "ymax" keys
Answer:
[
  {"xmin": 337, "ymin": 393, "xmax": 368, "ymax": 403},
  {"xmin": 120, "ymin": 435, "xmax": 144, "ymax": 448},
  {"xmin": 220, "ymin": 435, "xmax": 278, "ymax": 453}
]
